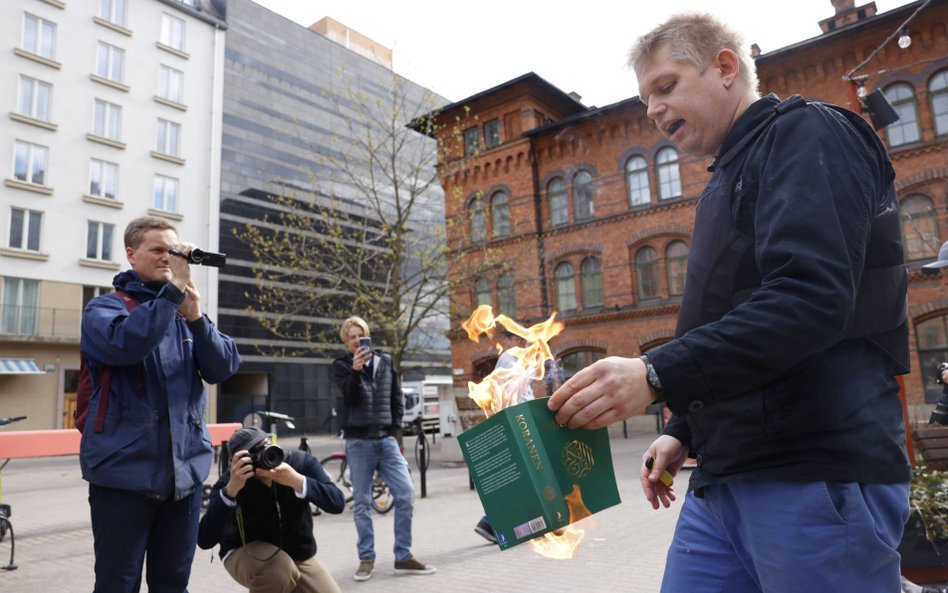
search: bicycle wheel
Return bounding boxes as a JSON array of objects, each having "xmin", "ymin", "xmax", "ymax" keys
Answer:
[
  {"xmin": 0, "ymin": 515, "xmax": 15, "ymax": 570},
  {"xmin": 320, "ymin": 454, "xmax": 353, "ymax": 503},
  {"xmin": 371, "ymin": 475, "xmax": 394, "ymax": 514}
]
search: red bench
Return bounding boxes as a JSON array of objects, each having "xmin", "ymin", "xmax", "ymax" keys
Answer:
[{"xmin": 0, "ymin": 423, "xmax": 242, "ymax": 459}]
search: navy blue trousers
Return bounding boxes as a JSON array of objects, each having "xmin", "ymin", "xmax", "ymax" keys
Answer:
[{"xmin": 89, "ymin": 483, "xmax": 201, "ymax": 593}]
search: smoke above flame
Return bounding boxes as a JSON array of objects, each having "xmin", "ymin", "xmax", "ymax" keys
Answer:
[{"xmin": 461, "ymin": 305, "xmax": 563, "ymax": 417}]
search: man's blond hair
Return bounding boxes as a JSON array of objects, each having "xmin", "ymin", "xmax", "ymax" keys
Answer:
[
  {"xmin": 627, "ymin": 13, "xmax": 759, "ymax": 94},
  {"xmin": 339, "ymin": 316, "xmax": 370, "ymax": 342}
]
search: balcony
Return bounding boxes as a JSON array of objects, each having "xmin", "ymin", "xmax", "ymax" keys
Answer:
[{"xmin": 0, "ymin": 304, "xmax": 81, "ymax": 342}]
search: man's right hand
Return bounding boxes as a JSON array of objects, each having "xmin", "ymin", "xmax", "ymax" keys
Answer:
[
  {"xmin": 353, "ymin": 345, "xmax": 372, "ymax": 371},
  {"xmin": 167, "ymin": 243, "xmax": 193, "ymax": 292},
  {"xmin": 223, "ymin": 450, "xmax": 255, "ymax": 499}
]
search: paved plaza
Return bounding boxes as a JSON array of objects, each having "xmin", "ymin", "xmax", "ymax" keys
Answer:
[{"xmin": 1, "ymin": 420, "xmax": 681, "ymax": 593}]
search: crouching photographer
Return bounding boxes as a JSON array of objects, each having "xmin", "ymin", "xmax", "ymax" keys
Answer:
[{"xmin": 198, "ymin": 427, "xmax": 346, "ymax": 593}]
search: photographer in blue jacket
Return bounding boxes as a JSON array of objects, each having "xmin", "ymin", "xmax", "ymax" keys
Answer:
[{"xmin": 80, "ymin": 215, "xmax": 241, "ymax": 593}]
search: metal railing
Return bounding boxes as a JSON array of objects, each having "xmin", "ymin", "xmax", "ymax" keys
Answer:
[{"xmin": 0, "ymin": 305, "xmax": 81, "ymax": 339}]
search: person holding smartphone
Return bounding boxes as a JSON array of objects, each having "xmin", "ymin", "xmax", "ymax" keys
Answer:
[{"xmin": 331, "ymin": 316, "xmax": 435, "ymax": 582}]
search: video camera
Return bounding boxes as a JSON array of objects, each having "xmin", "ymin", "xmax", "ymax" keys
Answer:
[{"xmin": 168, "ymin": 247, "xmax": 227, "ymax": 268}]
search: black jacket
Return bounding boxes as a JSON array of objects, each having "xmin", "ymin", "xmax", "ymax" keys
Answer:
[
  {"xmin": 649, "ymin": 94, "xmax": 912, "ymax": 490},
  {"xmin": 332, "ymin": 351, "xmax": 403, "ymax": 439},
  {"xmin": 196, "ymin": 450, "xmax": 345, "ymax": 561}
]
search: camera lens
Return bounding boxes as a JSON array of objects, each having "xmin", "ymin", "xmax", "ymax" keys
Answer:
[
  {"xmin": 251, "ymin": 444, "xmax": 284, "ymax": 469},
  {"xmin": 189, "ymin": 248, "xmax": 205, "ymax": 264}
]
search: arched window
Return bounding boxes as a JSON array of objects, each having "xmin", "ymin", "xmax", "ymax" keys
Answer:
[
  {"xmin": 884, "ymin": 82, "xmax": 921, "ymax": 146},
  {"xmin": 497, "ymin": 273, "xmax": 516, "ymax": 316},
  {"xmin": 635, "ymin": 246, "xmax": 660, "ymax": 300},
  {"xmin": 548, "ymin": 177, "xmax": 568, "ymax": 226},
  {"xmin": 554, "ymin": 262, "xmax": 576, "ymax": 311},
  {"xmin": 626, "ymin": 155, "xmax": 650, "ymax": 207},
  {"xmin": 474, "ymin": 276, "xmax": 492, "ymax": 308},
  {"xmin": 666, "ymin": 240, "xmax": 689, "ymax": 296},
  {"xmin": 573, "ymin": 170, "xmax": 594, "ymax": 221},
  {"xmin": 468, "ymin": 197, "xmax": 486, "ymax": 243},
  {"xmin": 900, "ymin": 194, "xmax": 940, "ymax": 261},
  {"xmin": 930, "ymin": 69, "xmax": 948, "ymax": 137},
  {"xmin": 490, "ymin": 191, "xmax": 510, "ymax": 238},
  {"xmin": 656, "ymin": 147, "xmax": 682, "ymax": 200},
  {"xmin": 916, "ymin": 315, "xmax": 948, "ymax": 402},
  {"xmin": 560, "ymin": 350, "xmax": 604, "ymax": 382},
  {"xmin": 581, "ymin": 256, "xmax": 603, "ymax": 308}
]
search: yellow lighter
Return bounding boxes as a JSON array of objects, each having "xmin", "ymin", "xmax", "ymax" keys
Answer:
[{"xmin": 645, "ymin": 456, "xmax": 674, "ymax": 487}]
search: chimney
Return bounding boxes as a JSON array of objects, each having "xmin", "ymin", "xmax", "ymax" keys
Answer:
[{"xmin": 819, "ymin": 0, "xmax": 877, "ymax": 33}]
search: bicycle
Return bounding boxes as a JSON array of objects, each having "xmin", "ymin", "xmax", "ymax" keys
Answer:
[
  {"xmin": 0, "ymin": 415, "xmax": 26, "ymax": 571},
  {"xmin": 319, "ymin": 451, "xmax": 394, "ymax": 514}
]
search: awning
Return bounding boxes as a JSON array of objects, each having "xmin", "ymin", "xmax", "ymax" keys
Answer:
[{"xmin": 0, "ymin": 359, "xmax": 44, "ymax": 375}]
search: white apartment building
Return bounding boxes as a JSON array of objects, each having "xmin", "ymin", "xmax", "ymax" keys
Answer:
[{"xmin": 0, "ymin": 0, "xmax": 226, "ymax": 429}]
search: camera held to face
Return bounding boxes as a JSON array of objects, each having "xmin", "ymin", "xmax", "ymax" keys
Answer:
[
  {"xmin": 247, "ymin": 442, "xmax": 284, "ymax": 469},
  {"xmin": 930, "ymin": 362, "xmax": 948, "ymax": 426}
]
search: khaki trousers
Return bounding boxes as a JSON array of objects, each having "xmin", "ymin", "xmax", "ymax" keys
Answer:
[{"xmin": 223, "ymin": 541, "xmax": 341, "ymax": 593}]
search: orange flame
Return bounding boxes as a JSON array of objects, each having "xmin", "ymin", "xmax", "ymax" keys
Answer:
[
  {"xmin": 527, "ymin": 484, "xmax": 595, "ymax": 559},
  {"xmin": 462, "ymin": 305, "xmax": 563, "ymax": 418},
  {"xmin": 464, "ymin": 305, "xmax": 591, "ymax": 559}
]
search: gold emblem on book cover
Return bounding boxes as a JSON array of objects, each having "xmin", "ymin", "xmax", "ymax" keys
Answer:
[{"xmin": 562, "ymin": 440, "xmax": 594, "ymax": 478}]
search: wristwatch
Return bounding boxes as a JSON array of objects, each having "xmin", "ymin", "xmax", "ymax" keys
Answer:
[{"xmin": 640, "ymin": 354, "xmax": 664, "ymax": 397}]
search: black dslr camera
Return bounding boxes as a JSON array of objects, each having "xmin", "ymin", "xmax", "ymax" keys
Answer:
[
  {"xmin": 247, "ymin": 442, "xmax": 284, "ymax": 469},
  {"xmin": 930, "ymin": 363, "xmax": 948, "ymax": 425},
  {"xmin": 168, "ymin": 247, "xmax": 227, "ymax": 268}
]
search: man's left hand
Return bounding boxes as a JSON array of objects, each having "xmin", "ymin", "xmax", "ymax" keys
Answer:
[
  {"xmin": 263, "ymin": 463, "xmax": 306, "ymax": 494},
  {"xmin": 180, "ymin": 280, "xmax": 202, "ymax": 322},
  {"xmin": 548, "ymin": 356, "xmax": 655, "ymax": 429}
]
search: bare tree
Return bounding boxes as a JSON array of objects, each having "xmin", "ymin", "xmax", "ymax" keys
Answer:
[{"xmin": 235, "ymin": 70, "xmax": 451, "ymax": 373}]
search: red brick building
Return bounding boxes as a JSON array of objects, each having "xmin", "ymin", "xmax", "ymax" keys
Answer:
[{"xmin": 418, "ymin": 0, "xmax": 947, "ymax": 416}]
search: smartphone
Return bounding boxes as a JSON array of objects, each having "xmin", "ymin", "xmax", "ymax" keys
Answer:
[{"xmin": 359, "ymin": 337, "xmax": 371, "ymax": 350}]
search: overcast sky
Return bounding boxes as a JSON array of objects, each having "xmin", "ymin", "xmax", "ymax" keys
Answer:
[{"xmin": 250, "ymin": 0, "xmax": 918, "ymax": 106}]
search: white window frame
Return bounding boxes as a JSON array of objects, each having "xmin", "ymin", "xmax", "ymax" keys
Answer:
[
  {"xmin": 9, "ymin": 207, "xmax": 42, "ymax": 252},
  {"xmin": 159, "ymin": 65, "xmax": 184, "ymax": 103},
  {"xmin": 93, "ymin": 99, "xmax": 122, "ymax": 141},
  {"xmin": 89, "ymin": 159, "xmax": 118, "ymax": 200},
  {"xmin": 656, "ymin": 147, "xmax": 682, "ymax": 200},
  {"xmin": 1, "ymin": 277, "xmax": 39, "ymax": 336},
  {"xmin": 153, "ymin": 175, "xmax": 179, "ymax": 212},
  {"xmin": 22, "ymin": 13, "xmax": 56, "ymax": 60},
  {"xmin": 160, "ymin": 14, "xmax": 186, "ymax": 51},
  {"xmin": 13, "ymin": 140, "xmax": 48, "ymax": 185},
  {"xmin": 99, "ymin": 0, "xmax": 128, "ymax": 28},
  {"xmin": 155, "ymin": 119, "xmax": 181, "ymax": 156},
  {"xmin": 86, "ymin": 220, "xmax": 114, "ymax": 261},
  {"xmin": 96, "ymin": 42, "xmax": 125, "ymax": 84},
  {"xmin": 17, "ymin": 75, "xmax": 52, "ymax": 122}
]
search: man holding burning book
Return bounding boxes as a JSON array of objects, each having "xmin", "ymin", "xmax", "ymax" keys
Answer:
[{"xmin": 549, "ymin": 12, "xmax": 911, "ymax": 593}]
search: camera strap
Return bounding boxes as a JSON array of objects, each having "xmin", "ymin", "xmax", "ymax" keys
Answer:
[{"xmin": 234, "ymin": 485, "xmax": 283, "ymax": 562}]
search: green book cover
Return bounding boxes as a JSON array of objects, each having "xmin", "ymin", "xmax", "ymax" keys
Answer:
[{"xmin": 458, "ymin": 397, "xmax": 621, "ymax": 550}]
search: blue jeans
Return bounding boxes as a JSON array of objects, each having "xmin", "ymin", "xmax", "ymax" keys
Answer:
[
  {"xmin": 88, "ymin": 483, "xmax": 202, "ymax": 593},
  {"xmin": 345, "ymin": 436, "xmax": 415, "ymax": 562},
  {"xmin": 661, "ymin": 479, "xmax": 909, "ymax": 593}
]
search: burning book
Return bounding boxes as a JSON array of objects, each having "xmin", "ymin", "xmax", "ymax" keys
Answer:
[
  {"xmin": 457, "ymin": 306, "xmax": 621, "ymax": 555},
  {"xmin": 458, "ymin": 398, "xmax": 621, "ymax": 552}
]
